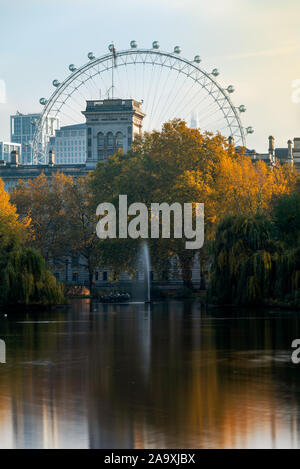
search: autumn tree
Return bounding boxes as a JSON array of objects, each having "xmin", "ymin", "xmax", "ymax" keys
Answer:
[
  {"xmin": 214, "ymin": 153, "xmax": 296, "ymax": 219},
  {"xmin": 89, "ymin": 120, "xmax": 228, "ymax": 289},
  {"xmin": 11, "ymin": 172, "xmax": 101, "ymax": 290},
  {"xmin": 0, "ymin": 178, "xmax": 63, "ymax": 305},
  {"xmin": 11, "ymin": 172, "xmax": 72, "ymax": 260}
]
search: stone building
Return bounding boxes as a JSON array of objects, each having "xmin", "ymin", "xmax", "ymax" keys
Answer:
[
  {"xmin": 83, "ymin": 99, "xmax": 145, "ymax": 168},
  {"xmin": 248, "ymin": 135, "xmax": 298, "ymax": 169}
]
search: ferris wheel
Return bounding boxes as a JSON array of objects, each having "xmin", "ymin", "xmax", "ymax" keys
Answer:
[{"xmin": 33, "ymin": 40, "xmax": 254, "ymax": 164}]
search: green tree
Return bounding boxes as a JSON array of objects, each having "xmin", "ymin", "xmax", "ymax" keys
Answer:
[{"xmin": 208, "ymin": 215, "xmax": 279, "ymax": 305}]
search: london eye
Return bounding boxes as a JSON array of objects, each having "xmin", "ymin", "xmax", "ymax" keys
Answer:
[{"xmin": 33, "ymin": 41, "xmax": 254, "ymax": 164}]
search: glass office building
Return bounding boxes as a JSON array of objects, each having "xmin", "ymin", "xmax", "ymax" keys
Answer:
[{"xmin": 10, "ymin": 112, "xmax": 58, "ymax": 164}]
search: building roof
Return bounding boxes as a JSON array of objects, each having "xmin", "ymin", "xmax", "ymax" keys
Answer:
[
  {"xmin": 59, "ymin": 123, "xmax": 86, "ymax": 131},
  {"xmin": 83, "ymin": 98, "xmax": 144, "ymax": 115}
]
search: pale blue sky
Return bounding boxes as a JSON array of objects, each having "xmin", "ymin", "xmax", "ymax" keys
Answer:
[{"xmin": 1, "ymin": 0, "xmax": 300, "ymax": 151}]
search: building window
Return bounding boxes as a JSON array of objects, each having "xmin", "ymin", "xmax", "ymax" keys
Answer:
[
  {"xmin": 72, "ymin": 272, "xmax": 79, "ymax": 282},
  {"xmin": 106, "ymin": 132, "xmax": 114, "ymax": 148},
  {"xmin": 95, "ymin": 272, "xmax": 99, "ymax": 281},
  {"xmin": 97, "ymin": 132, "xmax": 104, "ymax": 160},
  {"xmin": 106, "ymin": 132, "xmax": 114, "ymax": 157},
  {"xmin": 103, "ymin": 271, "xmax": 108, "ymax": 281},
  {"xmin": 116, "ymin": 132, "xmax": 123, "ymax": 149},
  {"xmin": 97, "ymin": 132, "xmax": 104, "ymax": 147}
]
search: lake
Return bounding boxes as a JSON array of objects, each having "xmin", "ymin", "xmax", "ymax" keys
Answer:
[{"xmin": 0, "ymin": 299, "xmax": 299, "ymax": 449}]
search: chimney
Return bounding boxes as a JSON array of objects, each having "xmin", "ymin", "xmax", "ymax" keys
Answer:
[
  {"xmin": 288, "ymin": 139, "xmax": 294, "ymax": 166},
  {"xmin": 49, "ymin": 150, "xmax": 55, "ymax": 166},
  {"xmin": 268, "ymin": 135, "xmax": 275, "ymax": 162},
  {"xmin": 10, "ymin": 150, "xmax": 19, "ymax": 167}
]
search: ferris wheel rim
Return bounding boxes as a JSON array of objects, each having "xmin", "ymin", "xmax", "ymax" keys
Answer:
[{"xmin": 33, "ymin": 47, "xmax": 247, "ymax": 163}]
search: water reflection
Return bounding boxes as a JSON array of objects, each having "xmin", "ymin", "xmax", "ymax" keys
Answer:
[{"xmin": 0, "ymin": 300, "xmax": 300, "ymax": 448}]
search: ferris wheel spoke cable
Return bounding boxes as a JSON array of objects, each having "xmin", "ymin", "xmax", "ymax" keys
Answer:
[
  {"xmin": 200, "ymin": 114, "xmax": 228, "ymax": 131},
  {"xmin": 123, "ymin": 57, "xmax": 133, "ymax": 99},
  {"xmin": 163, "ymin": 64, "xmax": 201, "ymax": 119},
  {"xmin": 66, "ymin": 78, "xmax": 94, "ymax": 103},
  {"xmin": 71, "ymin": 74, "xmax": 95, "ymax": 101},
  {"xmin": 81, "ymin": 69, "xmax": 101, "ymax": 95},
  {"xmin": 177, "ymin": 80, "xmax": 216, "ymax": 119},
  {"xmin": 159, "ymin": 72, "xmax": 195, "ymax": 124},
  {"xmin": 196, "ymin": 104, "xmax": 227, "ymax": 130},
  {"xmin": 156, "ymin": 70, "xmax": 182, "ymax": 125},
  {"xmin": 144, "ymin": 64, "xmax": 158, "ymax": 119},
  {"xmin": 57, "ymin": 109, "xmax": 82, "ymax": 126},
  {"xmin": 150, "ymin": 62, "xmax": 175, "ymax": 127},
  {"xmin": 95, "ymin": 67, "xmax": 112, "ymax": 99},
  {"xmin": 123, "ymin": 54, "xmax": 135, "ymax": 99},
  {"xmin": 66, "ymin": 91, "xmax": 86, "ymax": 112},
  {"xmin": 83, "ymin": 67, "xmax": 107, "ymax": 99},
  {"xmin": 152, "ymin": 58, "xmax": 180, "ymax": 121},
  {"xmin": 58, "ymin": 88, "xmax": 86, "ymax": 112},
  {"xmin": 167, "ymin": 76, "xmax": 198, "ymax": 122},
  {"xmin": 182, "ymin": 89, "xmax": 224, "ymax": 127},
  {"xmin": 62, "ymin": 97, "xmax": 86, "ymax": 121},
  {"xmin": 115, "ymin": 64, "xmax": 126, "ymax": 99},
  {"xmin": 148, "ymin": 62, "xmax": 164, "ymax": 130}
]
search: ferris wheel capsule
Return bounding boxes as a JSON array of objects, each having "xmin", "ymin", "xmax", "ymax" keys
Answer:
[
  {"xmin": 174, "ymin": 46, "xmax": 181, "ymax": 54},
  {"xmin": 239, "ymin": 105, "xmax": 246, "ymax": 112},
  {"xmin": 130, "ymin": 40, "xmax": 137, "ymax": 48},
  {"xmin": 69, "ymin": 64, "xmax": 76, "ymax": 72},
  {"xmin": 227, "ymin": 85, "xmax": 235, "ymax": 93},
  {"xmin": 88, "ymin": 52, "xmax": 95, "ymax": 60},
  {"xmin": 246, "ymin": 126, "xmax": 254, "ymax": 134},
  {"xmin": 52, "ymin": 79, "xmax": 60, "ymax": 87},
  {"xmin": 212, "ymin": 68, "xmax": 219, "ymax": 77},
  {"xmin": 152, "ymin": 41, "xmax": 159, "ymax": 49},
  {"xmin": 39, "ymin": 98, "xmax": 47, "ymax": 105},
  {"xmin": 108, "ymin": 44, "xmax": 114, "ymax": 52},
  {"xmin": 194, "ymin": 55, "xmax": 201, "ymax": 63}
]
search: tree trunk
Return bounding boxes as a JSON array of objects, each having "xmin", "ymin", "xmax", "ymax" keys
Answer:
[
  {"xmin": 178, "ymin": 254, "xmax": 194, "ymax": 290},
  {"xmin": 200, "ymin": 259, "xmax": 206, "ymax": 290}
]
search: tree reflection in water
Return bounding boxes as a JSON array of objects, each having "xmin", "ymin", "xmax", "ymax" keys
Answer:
[{"xmin": 0, "ymin": 300, "xmax": 300, "ymax": 449}]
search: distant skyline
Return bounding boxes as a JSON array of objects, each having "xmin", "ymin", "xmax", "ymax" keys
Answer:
[{"xmin": 1, "ymin": 0, "xmax": 300, "ymax": 151}]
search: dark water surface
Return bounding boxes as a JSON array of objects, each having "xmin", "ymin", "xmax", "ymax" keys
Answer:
[{"xmin": 0, "ymin": 299, "xmax": 300, "ymax": 449}]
